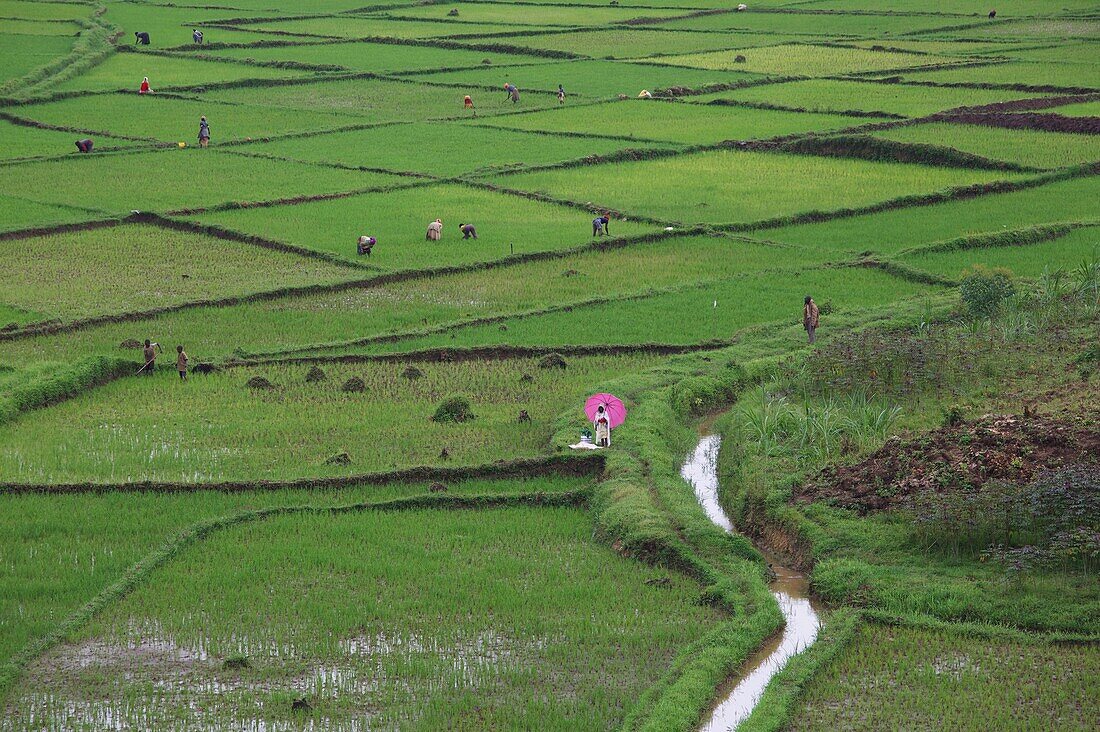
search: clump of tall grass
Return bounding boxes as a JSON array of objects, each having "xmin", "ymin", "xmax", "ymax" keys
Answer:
[{"xmin": 735, "ymin": 383, "xmax": 901, "ymax": 466}]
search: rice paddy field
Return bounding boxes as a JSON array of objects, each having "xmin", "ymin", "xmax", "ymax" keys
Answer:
[{"xmin": 1, "ymin": 0, "xmax": 1097, "ymax": 728}]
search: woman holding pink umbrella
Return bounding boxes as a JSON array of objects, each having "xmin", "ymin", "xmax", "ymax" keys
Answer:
[
  {"xmin": 593, "ymin": 405, "xmax": 611, "ymax": 447},
  {"xmin": 585, "ymin": 393, "xmax": 626, "ymax": 448}
]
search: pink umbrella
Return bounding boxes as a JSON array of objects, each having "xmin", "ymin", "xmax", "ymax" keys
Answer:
[{"xmin": 585, "ymin": 393, "xmax": 626, "ymax": 430}]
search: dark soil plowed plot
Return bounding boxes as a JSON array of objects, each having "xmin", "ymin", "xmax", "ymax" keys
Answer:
[
  {"xmin": 797, "ymin": 414, "xmax": 1100, "ymax": 513},
  {"xmin": 938, "ymin": 111, "xmax": 1100, "ymax": 135}
]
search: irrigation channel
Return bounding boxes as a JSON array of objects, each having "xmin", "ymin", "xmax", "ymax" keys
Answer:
[{"xmin": 681, "ymin": 434, "xmax": 821, "ymax": 731}]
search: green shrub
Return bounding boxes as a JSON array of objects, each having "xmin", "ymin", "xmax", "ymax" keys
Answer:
[
  {"xmin": 667, "ymin": 364, "xmax": 747, "ymax": 418},
  {"xmin": 431, "ymin": 394, "xmax": 475, "ymax": 423},
  {"xmin": 960, "ymin": 265, "xmax": 1015, "ymax": 317}
]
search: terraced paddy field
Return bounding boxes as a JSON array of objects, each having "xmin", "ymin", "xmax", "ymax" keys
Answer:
[{"xmin": 1, "ymin": 0, "xmax": 1097, "ymax": 729}]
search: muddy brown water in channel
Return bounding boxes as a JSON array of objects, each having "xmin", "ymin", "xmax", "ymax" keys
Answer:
[{"xmin": 681, "ymin": 434, "xmax": 820, "ymax": 731}]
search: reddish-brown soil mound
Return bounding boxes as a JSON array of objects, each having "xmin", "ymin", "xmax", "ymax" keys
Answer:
[{"xmin": 796, "ymin": 414, "xmax": 1100, "ymax": 513}]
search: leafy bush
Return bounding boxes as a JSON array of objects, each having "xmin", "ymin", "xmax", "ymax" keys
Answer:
[
  {"xmin": 431, "ymin": 394, "xmax": 475, "ymax": 423},
  {"xmin": 959, "ymin": 265, "xmax": 1015, "ymax": 317}
]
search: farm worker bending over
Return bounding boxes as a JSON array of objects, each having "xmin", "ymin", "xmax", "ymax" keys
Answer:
[
  {"xmin": 357, "ymin": 235, "xmax": 376, "ymax": 256},
  {"xmin": 803, "ymin": 295, "xmax": 819, "ymax": 344},
  {"xmin": 139, "ymin": 339, "xmax": 162, "ymax": 375},
  {"xmin": 176, "ymin": 345, "xmax": 189, "ymax": 381},
  {"xmin": 198, "ymin": 116, "xmax": 210, "ymax": 148},
  {"xmin": 134, "ymin": 31, "xmax": 150, "ymax": 45},
  {"xmin": 193, "ymin": 29, "xmax": 204, "ymax": 44},
  {"xmin": 593, "ymin": 405, "xmax": 611, "ymax": 447},
  {"xmin": 459, "ymin": 223, "xmax": 477, "ymax": 240},
  {"xmin": 464, "ymin": 95, "xmax": 475, "ymax": 116},
  {"xmin": 592, "ymin": 215, "xmax": 610, "ymax": 237},
  {"xmin": 426, "ymin": 219, "xmax": 443, "ymax": 241},
  {"xmin": 504, "ymin": 83, "xmax": 519, "ymax": 103},
  {"xmin": 75, "ymin": 138, "xmax": 94, "ymax": 153},
  {"xmin": 139, "ymin": 77, "xmax": 151, "ymax": 94}
]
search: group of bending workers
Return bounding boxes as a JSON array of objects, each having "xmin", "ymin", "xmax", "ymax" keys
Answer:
[
  {"xmin": 356, "ymin": 221, "xmax": 478, "ymax": 256},
  {"xmin": 461, "ymin": 83, "xmax": 565, "ymax": 115},
  {"xmin": 132, "ymin": 29, "xmax": 204, "ymax": 45},
  {"xmin": 357, "ymin": 212, "xmax": 614, "ymax": 256}
]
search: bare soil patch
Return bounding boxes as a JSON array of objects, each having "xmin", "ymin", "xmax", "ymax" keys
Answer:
[{"xmin": 796, "ymin": 413, "xmax": 1100, "ymax": 513}]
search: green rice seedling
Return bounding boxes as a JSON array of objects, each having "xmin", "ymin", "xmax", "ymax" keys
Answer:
[
  {"xmin": 0, "ymin": 223, "xmax": 364, "ymax": 321},
  {"xmin": 358, "ymin": 266, "xmax": 939, "ymax": 354},
  {"xmin": 643, "ymin": 43, "xmax": 953, "ymax": 76},
  {"xmin": 0, "ymin": 119, "xmax": 133, "ymax": 160},
  {"xmin": 789, "ymin": 624, "xmax": 1099, "ymax": 731},
  {"xmin": 0, "ymin": 233, "xmax": 810, "ymax": 367},
  {"xmin": 94, "ymin": 2, "xmax": 276, "ymax": 46},
  {"xmin": 798, "ymin": 0, "xmax": 1099, "ymax": 13},
  {"xmin": 410, "ymin": 59, "xmax": 756, "ymax": 98},
  {"xmin": 13, "ymin": 94, "xmax": 368, "ymax": 144},
  {"xmin": 0, "ymin": 33, "xmax": 74, "ymax": 85},
  {"xmin": 881, "ymin": 61, "xmax": 1100, "ymax": 90},
  {"xmin": 0, "ymin": 304, "xmax": 40, "ymax": 329},
  {"xmin": 247, "ymin": 122, "xmax": 668, "ymax": 176},
  {"xmin": 0, "ymin": 19, "xmax": 81, "ymax": 36},
  {"xmin": 0, "ymin": 355, "xmax": 661, "ymax": 483},
  {"xmin": 691, "ymin": 79, "xmax": 1046, "ymax": 117},
  {"xmin": 839, "ymin": 39, "xmax": 1021, "ymax": 55},
  {"xmin": 872, "ymin": 122, "xmax": 1100, "ymax": 170},
  {"xmin": 188, "ymin": 182, "xmax": 656, "ymax": 267},
  {"xmin": 202, "ymin": 41, "xmax": 537, "ymax": 74},
  {"xmin": 1040, "ymin": 99, "xmax": 1100, "ymax": 117},
  {"xmin": 481, "ymin": 100, "xmax": 870, "ymax": 145},
  {"xmin": 201, "ymin": 76, "xmax": 560, "ymax": 119},
  {"xmin": 231, "ymin": 16, "xmax": 538, "ymax": 39},
  {"xmin": 760, "ymin": 175, "xmax": 1100, "ymax": 254},
  {"xmin": 207, "ymin": 0, "xmax": 386, "ymax": 9},
  {"xmin": 4, "ymin": 506, "xmax": 722, "ymax": 729},
  {"xmin": 465, "ymin": 29, "xmax": 800, "ymax": 59},
  {"xmin": 900, "ymin": 227, "xmax": 1099, "ymax": 280},
  {"xmin": 51, "ymin": 52, "xmax": 320, "ymax": 92},
  {"xmin": 489, "ymin": 149, "xmax": 1023, "ymax": 226},
  {"xmin": 384, "ymin": 2, "xmax": 690, "ymax": 27},
  {"xmin": 0, "ymin": 150, "xmax": 393, "ymax": 214},
  {"xmin": 0, "ymin": 194, "xmax": 106, "ymax": 234},
  {"xmin": 956, "ymin": 17, "xmax": 1100, "ymax": 40},
  {"xmin": 658, "ymin": 10, "xmax": 963, "ymax": 36},
  {"xmin": 993, "ymin": 41, "xmax": 1099, "ymax": 64},
  {"xmin": 0, "ymin": 476, "xmax": 588, "ymax": 673},
  {"xmin": 0, "ymin": 0, "xmax": 91, "ymax": 21}
]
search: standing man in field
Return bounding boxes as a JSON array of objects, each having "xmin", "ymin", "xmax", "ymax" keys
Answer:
[
  {"xmin": 139, "ymin": 339, "xmax": 161, "ymax": 375},
  {"xmin": 558, "ymin": 84, "xmax": 565, "ymax": 105},
  {"xmin": 803, "ymin": 295, "xmax": 819, "ymax": 344},
  {"xmin": 198, "ymin": 116, "xmax": 210, "ymax": 148},
  {"xmin": 176, "ymin": 345, "xmax": 189, "ymax": 381}
]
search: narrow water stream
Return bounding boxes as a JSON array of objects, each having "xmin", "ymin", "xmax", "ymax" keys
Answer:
[{"xmin": 681, "ymin": 435, "xmax": 820, "ymax": 732}]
